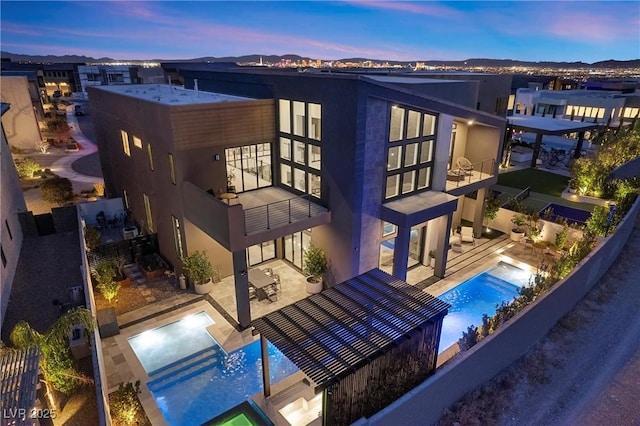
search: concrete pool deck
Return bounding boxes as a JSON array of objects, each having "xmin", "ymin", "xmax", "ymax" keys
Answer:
[{"xmin": 99, "ymin": 231, "xmax": 550, "ymax": 425}]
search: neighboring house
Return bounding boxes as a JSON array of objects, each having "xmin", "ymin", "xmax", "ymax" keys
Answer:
[
  {"xmin": 0, "ymin": 77, "xmax": 42, "ymax": 151},
  {"xmin": 513, "ymin": 88, "xmax": 640, "ymax": 126},
  {"xmin": 0, "ymin": 103, "xmax": 28, "ymax": 328},
  {"xmin": 89, "ymin": 71, "xmax": 505, "ymax": 328},
  {"xmin": 78, "ymin": 65, "xmax": 141, "ymax": 94}
]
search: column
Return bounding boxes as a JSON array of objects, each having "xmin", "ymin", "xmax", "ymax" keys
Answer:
[
  {"xmin": 434, "ymin": 213, "xmax": 453, "ymax": 278},
  {"xmin": 573, "ymin": 131, "xmax": 585, "ymax": 159},
  {"xmin": 392, "ymin": 225, "xmax": 411, "ymax": 281},
  {"xmin": 530, "ymin": 132, "xmax": 543, "ymax": 168},
  {"xmin": 474, "ymin": 187, "xmax": 487, "ymax": 238},
  {"xmin": 233, "ymin": 249, "xmax": 251, "ymax": 329},
  {"xmin": 260, "ymin": 335, "xmax": 271, "ymax": 397}
]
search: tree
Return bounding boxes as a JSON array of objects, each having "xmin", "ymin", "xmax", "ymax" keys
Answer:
[
  {"xmin": 483, "ymin": 191, "xmax": 502, "ymax": 226},
  {"xmin": 35, "ymin": 139, "xmax": 50, "ymax": 154},
  {"xmin": 45, "ymin": 118, "xmax": 71, "ymax": 140},
  {"xmin": 14, "ymin": 157, "xmax": 41, "ymax": 178},
  {"xmin": 10, "ymin": 308, "xmax": 94, "ymax": 396},
  {"xmin": 93, "ymin": 261, "xmax": 120, "ymax": 303},
  {"xmin": 40, "ymin": 177, "xmax": 74, "ymax": 206}
]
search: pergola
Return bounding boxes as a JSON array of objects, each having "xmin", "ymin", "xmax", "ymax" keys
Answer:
[
  {"xmin": 0, "ymin": 347, "xmax": 41, "ymax": 426},
  {"xmin": 252, "ymin": 268, "xmax": 449, "ymax": 425},
  {"xmin": 507, "ymin": 115, "xmax": 601, "ymax": 167}
]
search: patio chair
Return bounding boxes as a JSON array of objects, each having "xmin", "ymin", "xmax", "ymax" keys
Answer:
[
  {"xmin": 263, "ymin": 267, "xmax": 273, "ymax": 276},
  {"xmin": 273, "ymin": 273, "xmax": 281, "ymax": 291},
  {"xmin": 248, "ymin": 286, "xmax": 257, "ymax": 300},
  {"xmin": 456, "ymin": 157, "xmax": 474, "ymax": 175},
  {"xmin": 460, "ymin": 226, "xmax": 475, "ymax": 246},
  {"xmin": 265, "ymin": 286, "xmax": 277, "ymax": 303}
]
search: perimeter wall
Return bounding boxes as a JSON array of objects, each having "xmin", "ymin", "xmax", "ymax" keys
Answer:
[{"xmin": 363, "ymin": 196, "xmax": 640, "ymax": 426}]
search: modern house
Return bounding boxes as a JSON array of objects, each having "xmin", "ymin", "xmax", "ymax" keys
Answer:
[
  {"xmin": 88, "ymin": 70, "xmax": 505, "ymax": 328},
  {"xmin": 0, "ymin": 103, "xmax": 28, "ymax": 327}
]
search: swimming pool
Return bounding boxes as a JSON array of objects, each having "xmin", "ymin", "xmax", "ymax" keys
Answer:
[
  {"xmin": 437, "ymin": 262, "xmax": 532, "ymax": 353},
  {"xmin": 128, "ymin": 311, "xmax": 298, "ymax": 426},
  {"xmin": 539, "ymin": 203, "xmax": 591, "ymax": 226}
]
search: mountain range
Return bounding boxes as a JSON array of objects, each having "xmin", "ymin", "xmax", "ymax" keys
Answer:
[{"xmin": 2, "ymin": 51, "xmax": 639, "ymax": 68}]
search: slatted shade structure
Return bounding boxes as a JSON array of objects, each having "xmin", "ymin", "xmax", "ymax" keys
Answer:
[
  {"xmin": 253, "ymin": 268, "xmax": 449, "ymax": 389},
  {"xmin": 1, "ymin": 346, "xmax": 41, "ymax": 426}
]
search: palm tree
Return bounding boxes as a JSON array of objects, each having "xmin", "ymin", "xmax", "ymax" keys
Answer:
[{"xmin": 10, "ymin": 308, "xmax": 95, "ymax": 399}]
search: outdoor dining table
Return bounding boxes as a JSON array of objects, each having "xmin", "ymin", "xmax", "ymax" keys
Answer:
[{"xmin": 248, "ymin": 269, "xmax": 276, "ymax": 300}]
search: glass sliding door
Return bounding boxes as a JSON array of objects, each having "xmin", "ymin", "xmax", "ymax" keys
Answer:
[
  {"xmin": 247, "ymin": 240, "xmax": 276, "ymax": 267},
  {"xmin": 225, "ymin": 143, "xmax": 272, "ymax": 193},
  {"xmin": 284, "ymin": 230, "xmax": 311, "ymax": 270},
  {"xmin": 408, "ymin": 226, "xmax": 424, "ymax": 268}
]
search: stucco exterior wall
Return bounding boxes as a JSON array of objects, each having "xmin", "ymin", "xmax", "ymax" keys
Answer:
[
  {"xmin": 1, "ymin": 116, "xmax": 28, "ymax": 327},
  {"xmin": 366, "ymin": 196, "xmax": 640, "ymax": 426},
  {"xmin": 0, "ymin": 77, "xmax": 42, "ymax": 150}
]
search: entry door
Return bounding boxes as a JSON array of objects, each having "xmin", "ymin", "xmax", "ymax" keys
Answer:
[{"xmin": 284, "ymin": 230, "xmax": 311, "ymax": 270}]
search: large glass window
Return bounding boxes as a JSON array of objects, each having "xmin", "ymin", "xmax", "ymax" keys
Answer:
[
  {"xmin": 389, "ymin": 106, "xmax": 405, "ymax": 142},
  {"xmin": 404, "ymin": 143, "xmax": 418, "ymax": 167},
  {"xmin": 225, "ymin": 144, "xmax": 272, "ymax": 193},
  {"xmin": 247, "ymin": 240, "xmax": 276, "ymax": 267},
  {"xmin": 385, "ymin": 174, "xmax": 400, "ymax": 199},
  {"xmin": 420, "ymin": 141, "xmax": 433, "ymax": 164},
  {"xmin": 407, "ymin": 110, "xmax": 420, "ymax": 139},
  {"xmin": 417, "ymin": 167, "xmax": 430, "ymax": 189},
  {"xmin": 279, "ymin": 100, "xmax": 291, "ymax": 133},
  {"xmin": 308, "ymin": 103, "xmax": 321, "ymax": 141},
  {"xmin": 280, "ymin": 138, "xmax": 291, "ymax": 160},
  {"xmin": 308, "ymin": 145, "xmax": 321, "ymax": 170},
  {"xmin": 423, "ymin": 114, "xmax": 436, "ymax": 136},
  {"xmin": 121, "ymin": 130, "xmax": 130, "ymax": 156},
  {"xmin": 143, "ymin": 193, "xmax": 153, "ymax": 233},
  {"xmin": 402, "ymin": 171, "xmax": 415, "ymax": 194},
  {"xmin": 168, "ymin": 153, "xmax": 176, "ymax": 185},
  {"xmin": 147, "ymin": 143, "xmax": 154, "ymax": 171},
  {"xmin": 284, "ymin": 230, "xmax": 311, "ymax": 270},
  {"xmin": 172, "ymin": 216, "xmax": 184, "ymax": 259},
  {"xmin": 293, "ymin": 101, "xmax": 305, "ymax": 137},
  {"xmin": 280, "ymin": 164, "xmax": 292, "ymax": 186},
  {"xmin": 387, "ymin": 146, "xmax": 402, "ymax": 170},
  {"xmin": 133, "ymin": 135, "xmax": 142, "ymax": 148},
  {"xmin": 294, "ymin": 141, "xmax": 305, "ymax": 165},
  {"xmin": 309, "ymin": 173, "xmax": 321, "ymax": 198},
  {"xmin": 294, "ymin": 168, "xmax": 306, "ymax": 192}
]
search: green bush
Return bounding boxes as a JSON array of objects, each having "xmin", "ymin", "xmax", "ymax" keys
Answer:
[
  {"xmin": 40, "ymin": 177, "xmax": 74, "ymax": 206},
  {"xmin": 84, "ymin": 227, "xmax": 101, "ymax": 251},
  {"xmin": 93, "ymin": 261, "xmax": 119, "ymax": 303},
  {"xmin": 14, "ymin": 157, "xmax": 41, "ymax": 178},
  {"xmin": 109, "ymin": 381, "xmax": 150, "ymax": 426},
  {"xmin": 182, "ymin": 251, "xmax": 213, "ymax": 285},
  {"xmin": 303, "ymin": 245, "xmax": 327, "ymax": 282}
]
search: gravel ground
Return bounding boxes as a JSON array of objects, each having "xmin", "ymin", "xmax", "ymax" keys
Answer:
[{"xmin": 439, "ymin": 225, "xmax": 640, "ymax": 425}]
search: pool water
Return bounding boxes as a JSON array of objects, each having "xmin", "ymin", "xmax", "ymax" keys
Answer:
[
  {"xmin": 539, "ymin": 203, "xmax": 591, "ymax": 226},
  {"xmin": 437, "ymin": 262, "xmax": 532, "ymax": 353},
  {"xmin": 149, "ymin": 339, "xmax": 298, "ymax": 426},
  {"xmin": 128, "ymin": 311, "xmax": 216, "ymax": 375}
]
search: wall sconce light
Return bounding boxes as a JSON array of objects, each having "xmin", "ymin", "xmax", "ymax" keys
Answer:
[{"xmin": 214, "ymin": 154, "xmax": 220, "ymax": 161}]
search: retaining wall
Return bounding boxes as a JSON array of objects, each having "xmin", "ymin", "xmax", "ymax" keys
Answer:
[{"xmin": 366, "ymin": 196, "xmax": 640, "ymax": 426}]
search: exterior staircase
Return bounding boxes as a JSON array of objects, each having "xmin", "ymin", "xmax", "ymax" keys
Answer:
[{"xmin": 123, "ymin": 263, "xmax": 145, "ymax": 285}]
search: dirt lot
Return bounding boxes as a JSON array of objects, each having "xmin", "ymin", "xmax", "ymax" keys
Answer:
[{"xmin": 439, "ymin": 226, "xmax": 640, "ymax": 425}]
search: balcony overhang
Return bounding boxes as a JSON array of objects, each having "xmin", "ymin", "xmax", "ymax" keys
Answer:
[
  {"xmin": 381, "ymin": 191, "xmax": 458, "ymax": 228},
  {"xmin": 445, "ymin": 173, "xmax": 497, "ymax": 196},
  {"xmin": 182, "ymin": 183, "xmax": 331, "ymax": 251}
]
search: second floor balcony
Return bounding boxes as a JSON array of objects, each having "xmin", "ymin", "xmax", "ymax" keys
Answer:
[
  {"xmin": 445, "ymin": 158, "xmax": 497, "ymax": 195},
  {"xmin": 182, "ymin": 183, "xmax": 331, "ymax": 251}
]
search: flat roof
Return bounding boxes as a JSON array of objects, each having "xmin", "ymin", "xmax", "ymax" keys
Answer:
[
  {"xmin": 381, "ymin": 191, "xmax": 459, "ymax": 227},
  {"xmin": 252, "ymin": 268, "xmax": 449, "ymax": 388},
  {"xmin": 92, "ymin": 84, "xmax": 254, "ymax": 105},
  {"xmin": 507, "ymin": 115, "xmax": 601, "ymax": 135},
  {"xmin": 366, "ymin": 75, "xmax": 459, "ymax": 85}
]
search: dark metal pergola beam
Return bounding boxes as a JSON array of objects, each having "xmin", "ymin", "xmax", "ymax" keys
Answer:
[{"xmin": 252, "ymin": 269, "xmax": 450, "ymax": 389}]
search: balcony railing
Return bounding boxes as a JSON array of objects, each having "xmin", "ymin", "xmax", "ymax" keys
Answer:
[
  {"xmin": 446, "ymin": 158, "xmax": 496, "ymax": 189},
  {"xmin": 244, "ymin": 194, "xmax": 328, "ymax": 235}
]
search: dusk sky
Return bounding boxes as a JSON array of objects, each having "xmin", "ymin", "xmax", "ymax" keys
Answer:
[{"xmin": 1, "ymin": 1, "xmax": 639, "ymax": 63}]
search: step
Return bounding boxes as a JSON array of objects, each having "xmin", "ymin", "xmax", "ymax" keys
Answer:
[{"xmin": 147, "ymin": 345, "xmax": 226, "ymax": 392}]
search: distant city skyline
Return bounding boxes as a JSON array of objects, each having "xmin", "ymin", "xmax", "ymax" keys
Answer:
[{"xmin": 1, "ymin": 1, "xmax": 638, "ymax": 63}]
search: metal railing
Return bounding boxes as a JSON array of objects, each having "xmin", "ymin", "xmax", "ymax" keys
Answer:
[
  {"xmin": 501, "ymin": 186, "xmax": 531, "ymax": 209},
  {"xmin": 447, "ymin": 158, "xmax": 496, "ymax": 188},
  {"xmin": 244, "ymin": 193, "xmax": 327, "ymax": 235}
]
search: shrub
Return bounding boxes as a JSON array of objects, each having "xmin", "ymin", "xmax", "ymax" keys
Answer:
[
  {"xmin": 93, "ymin": 181, "xmax": 105, "ymax": 196},
  {"xmin": 585, "ymin": 205, "xmax": 609, "ymax": 236},
  {"xmin": 458, "ymin": 325, "xmax": 479, "ymax": 351},
  {"xmin": 182, "ymin": 251, "xmax": 213, "ymax": 285},
  {"xmin": 303, "ymin": 245, "xmax": 327, "ymax": 282},
  {"xmin": 84, "ymin": 227, "xmax": 101, "ymax": 251},
  {"xmin": 484, "ymin": 191, "xmax": 501, "ymax": 223},
  {"xmin": 93, "ymin": 260, "xmax": 119, "ymax": 303},
  {"xmin": 554, "ymin": 222, "xmax": 569, "ymax": 250},
  {"xmin": 109, "ymin": 380, "xmax": 149, "ymax": 426},
  {"xmin": 40, "ymin": 177, "xmax": 74, "ymax": 206},
  {"xmin": 14, "ymin": 157, "xmax": 41, "ymax": 178}
]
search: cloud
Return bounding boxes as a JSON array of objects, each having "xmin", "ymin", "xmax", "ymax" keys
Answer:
[{"xmin": 342, "ymin": 0, "xmax": 461, "ymax": 19}]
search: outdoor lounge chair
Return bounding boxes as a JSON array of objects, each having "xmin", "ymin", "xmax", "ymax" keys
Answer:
[
  {"xmin": 456, "ymin": 157, "xmax": 474, "ymax": 175},
  {"xmin": 460, "ymin": 226, "xmax": 475, "ymax": 245}
]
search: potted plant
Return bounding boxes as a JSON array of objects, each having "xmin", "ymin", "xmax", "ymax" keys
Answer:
[
  {"xmin": 510, "ymin": 213, "xmax": 528, "ymax": 242},
  {"xmin": 303, "ymin": 245, "xmax": 327, "ymax": 294},
  {"xmin": 182, "ymin": 250, "xmax": 214, "ymax": 294},
  {"xmin": 428, "ymin": 250, "xmax": 436, "ymax": 267}
]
